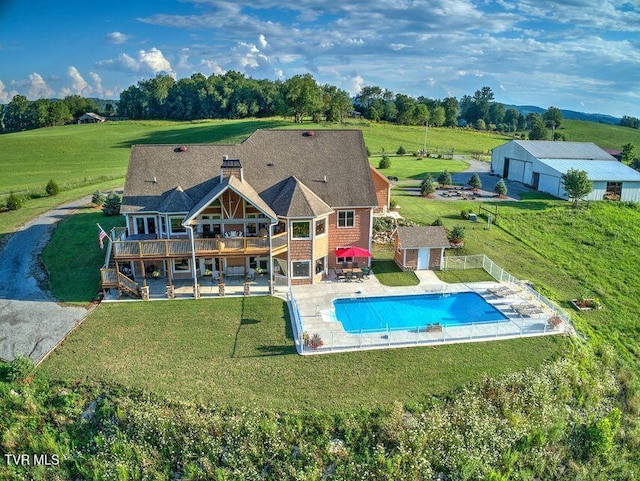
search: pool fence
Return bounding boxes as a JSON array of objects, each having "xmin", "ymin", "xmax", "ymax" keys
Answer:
[{"xmin": 287, "ymin": 255, "xmax": 572, "ymax": 355}]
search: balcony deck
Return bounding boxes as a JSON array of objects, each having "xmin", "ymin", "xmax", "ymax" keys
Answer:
[{"xmin": 112, "ymin": 232, "xmax": 287, "ymax": 260}]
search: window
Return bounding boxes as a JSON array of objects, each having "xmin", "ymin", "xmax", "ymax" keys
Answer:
[
  {"xmin": 135, "ymin": 217, "xmax": 145, "ymax": 234},
  {"xmin": 336, "ymin": 256, "xmax": 353, "ymax": 264},
  {"xmin": 292, "ymin": 261, "xmax": 311, "ymax": 278},
  {"xmin": 337, "ymin": 210, "xmax": 355, "ymax": 228},
  {"xmin": 315, "ymin": 218, "xmax": 326, "ymax": 236},
  {"xmin": 604, "ymin": 182, "xmax": 622, "ymax": 200},
  {"xmin": 291, "ymin": 221, "xmax": 311, "ymax": 239},
  {"xmin": 170, "ymin": 216, "xmax": 186, "ymax": 233}
]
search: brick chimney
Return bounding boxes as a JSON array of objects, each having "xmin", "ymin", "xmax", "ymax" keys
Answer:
[{"xmin": 220, "ymin": 155, "xmax": 243, "ymax": 182}]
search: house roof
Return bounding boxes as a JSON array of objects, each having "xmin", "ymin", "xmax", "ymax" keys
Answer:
[
  {"xmin": 512, "ymin": 140, "xmax": 615, "ymax": 160},
  {"xmin": 121, "ymin": 129, "xmax": 378, "ymax": 216},
  {"xmin": 537, "ymin": 159, "xmax": 640, "ymax": 182},
  {"xmin": 157, "ymin": 185, "xmax": 193, "ymax": 213},
  {"xmin": 79, "ymin": 112, "xmax": 106, "ymax": 121},
  {"xmin": 184, "ymin": 175, "xmax": 278, "ymax": 222},
  {"xmin": 395, "ymin": 226, "xmax": 450, "ymax": 249},
  {"xmin": 270, "ymin": 176, "xmax": 333, "ymax": 217}
]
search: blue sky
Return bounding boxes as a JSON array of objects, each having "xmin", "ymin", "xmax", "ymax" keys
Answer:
[{"xmin": 1, "ymin": 0, "xmax": 639, "ymax": 118}]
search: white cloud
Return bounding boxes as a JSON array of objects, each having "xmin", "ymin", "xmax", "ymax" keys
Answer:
[
  {"xmin": 106, "ymin": 31, "xmax": 131, "ymax": 44},
  {"xmin": 0, "ymin": 80, "xmax": 18, "ymax": 102},
  {"xmin": 67, "ymin": 66, "xmax": 92, "ymax": 95},
  {"xmin": 17, "ymin": 72, "xmax": 54, "ymax": 99},
  {"xmin": 89, "ymin": 72, "xmax": 103, "ymax": 96},
  {"xmin": 177, "ymin": 48, "xmax": 194, "ymax": 71},
  {"xmin": 348, "ymin": 75, "xmax": 365, "ymax": 95},
  {"xmin": 200, "ymin": 59, "xmax": 226, "ymax": 75},
  {"xmin": 139, "ymin": 48, "xmax": 176, "ymax": 77},
  {"xmin": 97, "ymin": 48, "xmax": 175, "ymax": 77},
  {"xmin": 258, "ymin": 34, "xmax": 268, "ymax": 49}
]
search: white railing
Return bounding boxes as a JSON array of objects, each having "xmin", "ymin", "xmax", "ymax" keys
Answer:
[{"xmin": 287, "ymin": 288, "xmax": 305, "ymax": 354}]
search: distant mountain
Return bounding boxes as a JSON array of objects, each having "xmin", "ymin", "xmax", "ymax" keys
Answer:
[{"xmin": 503, "ymin": 104, "xmax": 621, "ymax": 125}]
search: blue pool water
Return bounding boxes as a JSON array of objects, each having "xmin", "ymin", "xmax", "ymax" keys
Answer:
[{"xmin": 333, "ymin": 292, "xmax": 508, "ymax": 333}]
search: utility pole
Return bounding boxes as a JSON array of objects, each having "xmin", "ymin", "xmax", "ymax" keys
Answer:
[{"xmin": 422, "ymin": 121, "xmax": 429, "ymax": 156}]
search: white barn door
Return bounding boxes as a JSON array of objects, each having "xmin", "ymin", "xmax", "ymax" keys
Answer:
[{"xmin": 417, "ymin": 248, "xmax": 430, "ymax": 270}]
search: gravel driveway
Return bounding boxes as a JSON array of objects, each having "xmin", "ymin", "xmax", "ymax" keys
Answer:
[{"xmin": 0, "ymin": 197, "xmax": 94, "ymax": 363}]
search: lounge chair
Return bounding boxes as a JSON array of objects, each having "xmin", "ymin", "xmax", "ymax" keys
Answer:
[
  {"xmin": 426, "ymin": 323, "xmax": 443, "ymax": 332},
  {"xmin": 513, "ymin": 303, "xmax": 544, "ymax": 317},
  {"xmin": 488, "ymin": 286, "xmax": 516, "ymax": 297}
]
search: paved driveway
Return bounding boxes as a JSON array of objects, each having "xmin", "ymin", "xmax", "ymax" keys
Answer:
[{"xmin": 0, "ymin": 198, "xmax": 93, "ymax": 363}]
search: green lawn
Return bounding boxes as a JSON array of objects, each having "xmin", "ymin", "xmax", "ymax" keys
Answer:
[
  {"xmin": 393, "ymin": 191, "xmax": 640, "ymax": 368},
  {"xmin": 39, "ymin": 297, "xmax": 566, "ymax": 412},
  {"xmin": 560, "ymin": 119, "xmax": 640, "ymax": 150},
  {"xmin": 371, "ymin": 260, "xmax": 420, "ymax": 286},
  {"xmin": 42, "ymin": 210, "xmax": 126, "ymax": 303},
  {"xmin": 370, "ymin": 154, "xmax": 469, "ymax": 180}
]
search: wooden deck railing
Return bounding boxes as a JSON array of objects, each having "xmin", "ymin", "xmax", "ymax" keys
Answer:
[{"xmin": 112, "ymin": 232, "xmax": 288, "ymax": 259}]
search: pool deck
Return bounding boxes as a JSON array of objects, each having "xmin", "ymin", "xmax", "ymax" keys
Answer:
[{"xmin": 290, "ymin": 270, "xmax": 568, "ymax": 354}]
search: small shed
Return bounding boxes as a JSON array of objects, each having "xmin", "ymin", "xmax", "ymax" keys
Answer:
[
  {"xmin": 394, "ymin": 226, "xmax": 450, "ymax": 271},
  {"xmin": 77, "ymin": 112, "xmax": 106, "ymax": 124}
]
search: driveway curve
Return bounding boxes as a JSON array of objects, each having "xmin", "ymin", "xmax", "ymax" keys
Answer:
[{"xmin": 0, "ymin": 197, "xmax": 94, "ymax": 363}]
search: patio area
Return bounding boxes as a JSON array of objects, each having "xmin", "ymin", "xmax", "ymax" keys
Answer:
[
  {"xmin": 289, "ymin": 267, "xmax": 570, "ymax": 354},
  {"xmin": 103, "ymin": 272, "xmax": 277, "ymax": 301}
]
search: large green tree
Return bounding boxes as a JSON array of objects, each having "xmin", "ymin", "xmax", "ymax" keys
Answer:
[
  {"xmin": 543, "ymin": 106, "xmax": 563, "ymax": 130},
  {"xmin": 282, "ymin": 74, "xmax": 323, "ymax": 123},
  {"xmin": 561, "ymin": 169, "xmax": 592, "ymax": 207},
  {"xmin": 621, "ymin": 143, "xmax": 637, "ymax": 164}
]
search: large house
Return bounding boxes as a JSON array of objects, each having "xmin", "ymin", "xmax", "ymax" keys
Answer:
[
  {"xmin": 100, "ymin": 129, "xmax": 390, "ymax": 298},
  {"xmin": 491, "ymin": 140, "xmax": 640, "ymax": 201}
]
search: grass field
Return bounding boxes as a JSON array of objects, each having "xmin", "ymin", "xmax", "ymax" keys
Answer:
[
  {"xmin": 369, "ymin": 154, "xmax": 469, "ymax": 180},
  {"xmin": 559, "ymin": 119, "xmax": 640, "ymax": 150},
  {"xmin": 392, "ymin": 191, "xmax": 640, "ymax": 368},
  {"xmin": 38, "ymin": 296, "xmax": 566, "ymax": 412}
]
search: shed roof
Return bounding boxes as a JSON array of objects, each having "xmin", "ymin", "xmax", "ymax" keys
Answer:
[
  {"xmin": 395, "ymin": 226, "xmax": 450, "ymax": 249},
  {"xmin": 512, "ymin": 141, "xmax": 614, "ymax": 160},
  {"xmin": 122, "ymin": 129, "xmax": 378, "ymax": 215},
  {"xmin": 537, "ymin": 159, "xmax": 640, "ymax": 182}
]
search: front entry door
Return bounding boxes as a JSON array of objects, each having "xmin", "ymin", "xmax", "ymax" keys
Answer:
[{"xmin": 417, "ymin": 249, "xmax": 430, "ymax": 270}]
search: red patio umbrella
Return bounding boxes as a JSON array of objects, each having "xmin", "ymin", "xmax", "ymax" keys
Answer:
[{"xmin": 334, "ymin": 246, "xmax": 372, "ymax": 258}]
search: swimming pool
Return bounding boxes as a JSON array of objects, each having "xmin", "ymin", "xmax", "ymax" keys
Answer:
[{"xmin": 333, "ymin": 292, "xmax": 508, "ymax": 333}]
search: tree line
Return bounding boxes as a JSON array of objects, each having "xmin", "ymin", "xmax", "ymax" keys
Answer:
[
  {"xmin": 0, "ymin": 95, "xmax": 107, "ymax": 133},
  {"xmin": 1, "ymin": 70, "xmax": 566, "ymax": 138}
]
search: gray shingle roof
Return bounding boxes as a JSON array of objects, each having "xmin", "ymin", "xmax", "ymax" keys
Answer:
[
  {"xmin": 184, "ymin": 176, "xmax": 278, "ymax": 222},
  {"xmin": 156, "ymin": 185, "xmax": 193, "ymax": 213},
  {"xmin": 513, "ymin": 141, "xmax": 615, "ymax": 160},
  {"xmin": 396, "ymin": 226, "xmax": 450, "ymax": 249},
  {"xmin": 121, "ymin": 129, "xmax": 378, "ymax": 216},
  {"xmin": 270, "ymin": 176, "xmax": 334, "ymax": 217}
]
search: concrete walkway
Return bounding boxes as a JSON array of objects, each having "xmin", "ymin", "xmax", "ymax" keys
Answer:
[{"xmin": 0, "ymin": 197, "xmax": 94, "ymax": 363}]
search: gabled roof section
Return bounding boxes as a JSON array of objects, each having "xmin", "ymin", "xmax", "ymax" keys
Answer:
[
  {"xmin": 271, "ymin": 176, "xmax": 334, "ymax": 218},
  {"xmin": 513, "ymin": 141, "xmax": 615, "ymax": 160},
  {"xmin": 396, "ymin": 226, "xmax": 450, "ymax": 249},
  {"xmin": 537, "ymin": 159, "xmax": 640, "ymax": 182},
  {"xmin": 184, "ymin": 176, "xmax": 277, "ymax": 223},
  {"xmin": 369, "ymin": 165, "xmax": 392, "ymax": 185},
  {"xmin": 157, "ymin": 185, "xmax": 194, "ymax": 213}
]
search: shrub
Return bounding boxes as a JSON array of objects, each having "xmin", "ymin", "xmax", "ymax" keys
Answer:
[
  {"xmin": 495, "ymin": 178, "xmax": 508, "ymax": 197},
  {"xmin": 450, "ymin": 225, "xmax": 465, "ymax": 241},
  {"xmin": 460, "ymin": 209, "xmax": 472, "ymax": 220},
  {"xmin": 437, "ymin": 170, "xmax": 452, "ymax": 187},
  {"xmin": 102, "ymin": 191, "xmax": 122, "ymax": 216},
  {"xmin": 92, "ymin": 190, "xmax": 106, "ymax": 206},
  {"xmin": 431, "ymin": 218, "xmax": 443, "ymax": 226},
  {"xmin": 366, "ymin": 146, "xmax": 371, "ymax": 157},
  {"xmin": 421, "ymin": 173, "xmax": 435, "ymax": 197},
  {"xmin": 45, "ymin": 179, "xmax": 60, "ymax": 196},
  {"xmin": 468, "ymin": 173, "xmax": 482, "ymax": 190},
  {"xmin": 379, "ymin": 154, "xmax": 391, "ymax": 169},
  {"xmin": 373, "ymin": 217, "xmax": 395, "ymax": 234},
  {"xmin": 389, "ymin": 198, "xmax": 398, "ymax": 210},
  {"xmin": 396, "ymin": 146, "xmax": 406, "ymax": 156},
  {"xmin": 7, "ymin": 355, "xmax": 34, "ymax": 382},
  {"xmin": 6, "ymin": 193, "xmax": 23, "ymax": 211}
]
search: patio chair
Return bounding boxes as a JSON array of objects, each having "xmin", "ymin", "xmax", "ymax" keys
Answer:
[
  {"xmin": 212, "ymin": 270, "xmax": 220, "ymax": 281},
  {"xmin": 247, "ymin": 268, "xmax": 256, "ymax": 281},
  {"xmin": 361, "ymin": 267, "xmax": 370, "ymax": 279},
  {"xmin": 341, "ymin": 262, "xmax": 349, "ymax": 269},
  {"xmin": 354, "ymin": 271, "xmax": 364, "ymax": 282},
  {"xmin": 352, "ymin": 262, "xmax": 359, "ymax": 268},
  {"xmin": 335, "ymin": 270, "xmax": 346, "ymax": 281},
  {"xmin": 344, "ymin": 271, "xmax": 355, "ymax": 282}
]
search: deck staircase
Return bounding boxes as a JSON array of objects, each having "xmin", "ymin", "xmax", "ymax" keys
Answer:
[{"xmin": 101, "ymin": 228, "xmax": 141, "ymax": 298}]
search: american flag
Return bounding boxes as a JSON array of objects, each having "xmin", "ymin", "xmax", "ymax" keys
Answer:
[{"xmin": 97, "ymin": 224, "xmax": 108, "ymax": 249}]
